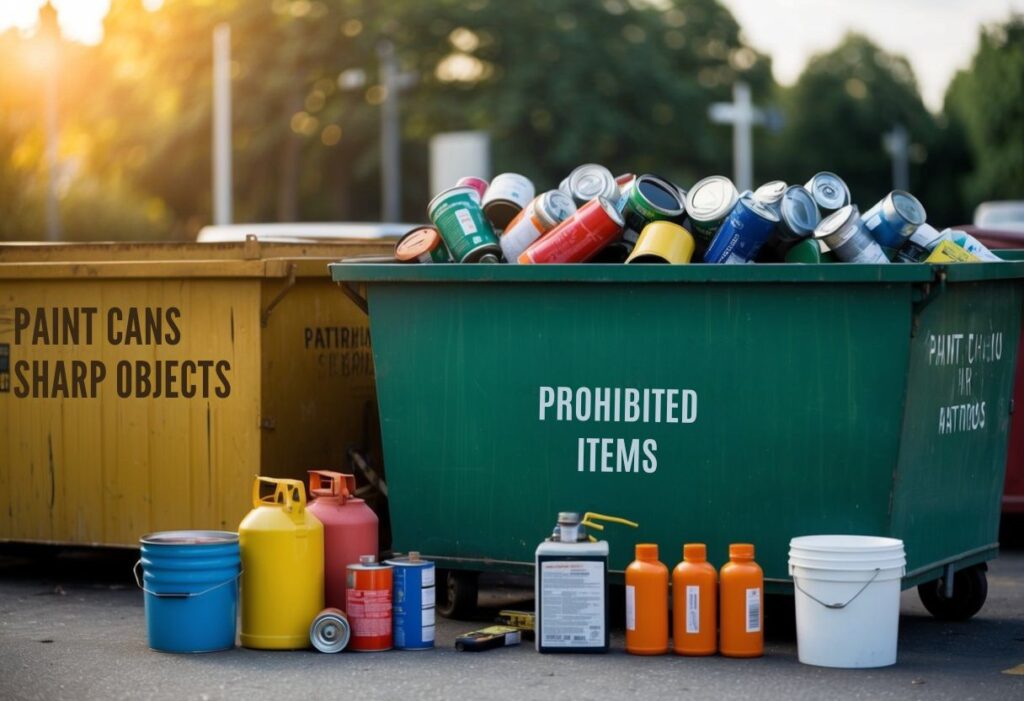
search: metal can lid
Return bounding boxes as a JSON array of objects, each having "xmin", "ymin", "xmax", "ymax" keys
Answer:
[
  {"xmin": 310, "ymin": 608, "xmax": 351, "ymax": 653},
  {"xmin": 754, "ymin": 180, "xmax": 787, "ymax": 206},
  {"xmin": 395, "ymin": 226, "xmax": 442, "ymax": 262},
  {"xmin": 359, "ymin": 554, "xmax": 377, "ymax": 565},
  {"xmin": 140, "ymin": 530, "xmax": 238, "ymax": 546},
  {"xmin": 739, "ymin": 194, "xmax": 780, "ymax": 223},
  {"xmin": 596, "ymin": 196, "xmax": 625, "ymax": 227},
  {"xmin": 781, "ymin": 185, "xmax": 820, "ymax": 236},
  {"xmin": 537, "ymin": 190, "xmax": 577, "ymax": 227},
  {"xmin": 890, "ymin": 190, "xmax": 926, "ymax": 226},
  {"xmin": 686, "ymin": 175, "xmax": 738, "ymax": 222},
  {"xmin": 805, "ymin": 172, "xmax": 850, "ymax": 211},
  {"xmin": 477, "ymin": 253, "xmax": 500, "ymax": 263},
  {"xmin": 814, "ymin": 204, "xmax": 857, "ymax": 239},
  {"xmin": 568, "ymin": 164, "xmax": 617, "ymax": 202}
]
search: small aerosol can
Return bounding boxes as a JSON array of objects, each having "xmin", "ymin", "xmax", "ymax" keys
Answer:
[{"xmin": 535, "ymin": 512, "xmax": 637, "ymax": 654}]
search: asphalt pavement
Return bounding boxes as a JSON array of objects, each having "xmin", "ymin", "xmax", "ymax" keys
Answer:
[{"xmin": 1, "ymin": 525, "xmax": 1023, "ymax": 701}]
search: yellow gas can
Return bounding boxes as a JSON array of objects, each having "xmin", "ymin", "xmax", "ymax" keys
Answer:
[{"xmin": 239, "ymin": 477, "xmax": 324, "ymax": 649}]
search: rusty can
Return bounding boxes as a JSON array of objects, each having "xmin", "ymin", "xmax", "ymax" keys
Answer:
[
  {"xmin": 346, "ymin": 555, "xmax": 394, "ymax": 651},
  {"xmin": 482, "ymin": 173, "xmax": 535, "ymax": 230},
  {"xmin": 455, "ymin": 176, "xmax": 489, "ymax": 202},
  {"xmin": 395, "ymin": 226, "xmax": 451, "ymax": 264},
  {"xmin": 500, "ymin": 190, "xmax": 577, "ymax": 263},
  {"xmin": 518, "ymin": 197, "xmax": 624, "ymax": 264}
]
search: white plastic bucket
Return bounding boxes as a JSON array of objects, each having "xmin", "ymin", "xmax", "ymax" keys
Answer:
[{"xmin": 789, "ymin": 535, "xmax": 906, "ymax": 668}]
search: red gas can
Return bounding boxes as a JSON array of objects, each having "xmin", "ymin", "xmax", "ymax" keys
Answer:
[{"xmin": 307, "ymin": 470, "xmax": 379, "ymax": 611}]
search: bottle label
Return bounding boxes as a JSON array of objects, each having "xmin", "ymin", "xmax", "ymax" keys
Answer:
[
  {"xmin": 746, "ymin": 587, "xmax": 761, "ymax": 633},
  {"xmin": 625, "ymin": 584, "xmax": 636, "ymax": 631},
  {"xmin": 540, "ymin": 560, "xmax": 606, "ymax": 647},
  {"xmin": 686, "ymin": 585, "xmax": 700, "ymax": 634}
]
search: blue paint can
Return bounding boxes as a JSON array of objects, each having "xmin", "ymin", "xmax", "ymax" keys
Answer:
[
  {"xmin": 862, "ymin": 190, "xmax": 927, "ymax": 257},
  {"xmin": 703, "ymin": 195, "xmax": 780, "ymax": 264},
  {"xmin": 136, "ymin": 530, "xmax": 240, "ymax": 653},
  {"xmin": 386, "ymin": 552, "xmax": 436, "ymax": 650}
]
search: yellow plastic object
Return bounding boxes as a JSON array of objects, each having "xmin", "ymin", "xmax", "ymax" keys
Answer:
[
  {"xmin": 0, "ymin": 239, "xmax": 387, "ymax": 546},
  {"xmin": 581, "ymin": 512, "xmax": 639, "ymax": 542},
  {"xmin": 926, "ymin": 240, "xmax": 980, "ymax": 263},
  {"xmin": 239, "ymin": 476, "xmax": 324, "ymax": 649}
]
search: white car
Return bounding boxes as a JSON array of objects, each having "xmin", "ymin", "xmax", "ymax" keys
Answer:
[
  {"xmin": 973, "ymin": 201, "xmax": 1024, "ymax": 232},
  {"xmin": 196, "ymin": 222, "xmax": 414, "ymax": 243}
]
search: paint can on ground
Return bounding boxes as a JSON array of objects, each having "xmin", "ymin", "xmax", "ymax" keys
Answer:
[
  {"xmin": 804, "ymin": 172, "xmax": 850, "ymax": 215},
  {"xmin": 455, "ymin": 176, "xmax": 489, "ymax": 202},
  {"xmin": 703, "ymin": 195, "xmax": 780, "ymax": 264},
  {"xmin": 136, "ymin": 531, "xmax": 240, "ymax": 653},
  {"xmin": 518, "ymin": 197, "xmax": 624, "ymax": 264},
  {"xmin": 565, "ymin": 164, "xmax": 620, "ymax": 207},
  {"xmin": 347, "ymin": 555, "xmax": 394, "ymax": 651},
  {"xmin": 428, "ymin": 186, "xmax": 501, "ymax": 263},
  {"xmin": 395, "ymin": 226, "xmax": 451, "ymax": 264},
  {"xmin": 481, "ymin": 173, "xmax": 535, "ymax": 230},
  {"xmin": 387, "ymin": 552, "xmax": 436, "ymax": 650},
  {"xmin": 500, "ymin": 190, "xmax": 577, "ymax": 263},
  {"xmin": 814, "ymin": 205, "xmax": 889, "ymax": 264},
  {"xmin": 626, "ymin": 221, "xmax": 695, "ymax": 264},
  {"xmin": 309, "ymin": 608, "xmax": 352, "ymax": 653},
  {"xmin": 863, "ymin": 191, "xmax": 927, "ymax": 257},
  {"xmin": 789, "ymin": 535, "xmax": 906, "ymax": 668},
  {"xmin": 620, "ymin": 175, "xmax": 687, "ymax": 246},
  {"xmin": 685, "ymin": 175, "xmax": 738, "ymax": 247}
]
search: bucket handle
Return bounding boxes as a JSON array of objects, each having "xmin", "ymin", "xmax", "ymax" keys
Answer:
[
  {"xmin": 133, "ymin": 560, "xmax": 242, "ymax": 599},
  {"xmin": 252, "ymin": 476, "xmax": 306, "ymax": 513},
  {"xmin": 308, "ymin": 470, "xmax": 356, "ymax": 503},
  {"xmin": 793, "ymin": 567, "xmax": 882, "ymax": 609}
]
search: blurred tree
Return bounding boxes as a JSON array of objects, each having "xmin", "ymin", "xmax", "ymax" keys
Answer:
[
  {"xmin": 945, "ymin": 15, "xmax": 1024, "ymax": 210},
  {"xmin": 763, "ymin": 34, "xmax": 937, "ymax": 215}
]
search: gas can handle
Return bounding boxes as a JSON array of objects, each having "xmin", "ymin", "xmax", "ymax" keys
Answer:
[
  {"xmin": 252, "ymin": 476, "xmax": 307, "ymax": 513},
  {"xmin": 307, "ymin": 470, "xmax": 357, "ymax": 503}
]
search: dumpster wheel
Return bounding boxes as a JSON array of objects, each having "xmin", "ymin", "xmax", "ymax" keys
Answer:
[
  {"xmin": 917, "ymin": 564, "xmax": 988, "ymax": 621},
  {"xmin": 435, "ymin": 569, "xmax": 480, "ymax": 620}
]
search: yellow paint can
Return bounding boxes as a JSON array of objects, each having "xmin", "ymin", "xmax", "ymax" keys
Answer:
[
  {"xmin": 626, "ymin": 221, "xmax": 695, "ymax": 264},
  {"xmin": 239, "ymin": 477, "xmax": 324, "ymax": 649}
]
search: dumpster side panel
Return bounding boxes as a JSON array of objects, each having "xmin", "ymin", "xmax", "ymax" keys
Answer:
[
  {"xmin": 369, "ymin": 280, "xmax": 911, "ymax": 580},
  {"xmin": 0, "ymin": 279, "xmax": 261, "ymax": 546},
  {"xmin": 259, "ymin": 277, "xmax": 378, "ymax": 481},
  {"xmin": 891, "ymin": 279, "xmax": 1024, "ymax": 577}
]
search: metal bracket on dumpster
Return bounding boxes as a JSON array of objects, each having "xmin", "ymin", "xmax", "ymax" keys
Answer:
[
  {"xmin": 911, "ymin": 268, "xmax": 947, "ymax": 337},
  {"xmin": 943, "ymin": 563, "xmax": 955, "ymax": 598},
  {"xmin": 261, "ymin": 263, "xmax": 297, "ymax": 327},
  {"xmin": 336, "ymin": 281, "xmax": 369, "ymax": 316}
]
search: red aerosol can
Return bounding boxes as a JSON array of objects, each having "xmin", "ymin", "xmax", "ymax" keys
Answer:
[
  {"xmin": 306, "ymin": 470, "xmax": 379, "ymax": 612},
  {"xmin": 518, "ymin": 196, "xmax": 624, "ymax": 264}
]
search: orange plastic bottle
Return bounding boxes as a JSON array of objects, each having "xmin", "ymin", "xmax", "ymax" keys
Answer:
[
  {"xmin": 672, "ymin": 543, "xmax": 717, "ymax": 656},
  {"xmin": 719, "ymin": 543, "xmax": 763, "ymax": 658},
  {"xmin": 625, "ymin": 543, "xmax": 669, "ymax": 655}
]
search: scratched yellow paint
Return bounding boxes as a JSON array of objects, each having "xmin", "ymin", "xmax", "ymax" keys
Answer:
[{"xmin": 0, "ymin": 241, "xmax": 389, "ymax": 547}]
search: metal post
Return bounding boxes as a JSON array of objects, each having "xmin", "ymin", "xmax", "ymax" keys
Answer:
[
  {"xmin": 885, "ymin": 124, "xmax": 910, "ymax": 192},
  {"xmin": 378, "ymin": 40, "xmax": 401, "ymax": 223},
  {"xmin": 44, "ymin": 56, "xmax": 60, "ymax": 241},
  {"xmin": 733, "ymin": 82, "xmax": 753, "ymax": 193},
  {"xmin": 213, "ymin": 23, "xmax": 232, "ymax": 226}
]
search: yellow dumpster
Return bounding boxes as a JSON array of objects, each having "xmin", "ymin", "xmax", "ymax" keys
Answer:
[{"xmin": 0, "ymin": 238, "xmax": 389, "ymax": 546}]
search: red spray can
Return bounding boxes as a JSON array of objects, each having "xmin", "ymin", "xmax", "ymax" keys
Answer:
[
  {"xmin": 518, "ymin": 196, "xmax": 624, "ymax": 264},
  {"xmin": 306, "ymin": 470, "xmax": 379, "ymax": 612}
]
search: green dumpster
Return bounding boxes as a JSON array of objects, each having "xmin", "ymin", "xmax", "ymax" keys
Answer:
[{"xmin": 330, "ymin": 261, "xmax": 1024, "ymax": 617}]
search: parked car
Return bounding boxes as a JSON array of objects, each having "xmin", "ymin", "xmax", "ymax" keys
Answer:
[{"xmin": 974, "ymin": 201, "xmax": 1024, "ymax": 233}]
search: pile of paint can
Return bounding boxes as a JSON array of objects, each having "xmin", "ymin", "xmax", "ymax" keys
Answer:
[{"xmin": 393, "ymin": 167, "xmax": 1002, "ymax": 266}]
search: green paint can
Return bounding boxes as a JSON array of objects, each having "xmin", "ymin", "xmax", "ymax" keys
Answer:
[
  {"xmin": 428, "ymin": 186, "xmax": 501, "ymax": 263},
  {"xmin": 783, "ymin": 238, "xmax": 822, "ymax": 264}
]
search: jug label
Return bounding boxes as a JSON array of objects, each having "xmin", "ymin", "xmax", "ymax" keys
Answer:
[
  {"xmin": 625, "ymin": 585, "xmax": 636, "ymax": 631},
  {"xmin": 745, "ymin": 588, "xmax": 761, "ymax": 633},
  {"xmin": 540, "ymin": 560, "xmax": 605, "ymax": 648},
  {"xmin": 686, "ymin": 585, "xmax": 700, "ymax": 633}
]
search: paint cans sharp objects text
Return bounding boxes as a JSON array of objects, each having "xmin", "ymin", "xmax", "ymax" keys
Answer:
[
  {"xmin": 518, "ymin": 197, "xmax": 624, "ymax": 264},
  {"xmin": 685, "ymin": 175, "xmax": 739, "ymax": 246},
  {"xmin": 703, "ymin": 195, "xmax": 780, "ymax": 264},
  {"xmin": 862, "ymin": 190, "xmax": 927, "ymax": 257},
  {"xmin": 500, "ymin": 190, "xmax": 577, "ymax": 263},
  {"xmin": 386, "ymin": 552, "xmax": 436, "ymax": 650},
  {"xmin": 309, "ymin": 608, "xmax": 351, "ymax": 653},
  {"xmin": 395, "ymin": 226, "xmax": 451, "ymax": 264},
  {"xmin": 427, "ymin": 186, "xmax": 501, "ymax": 263},
  {"xmin": 482, "ymin": 173, "xmax": 536, "ymax": 230},
  {"xmin": 814, "ymin": 205, "xmax": 889, "ymax": 264},
  {"xmin": 346, "ymin": 555, "xmax": 394, "ymax": 651}
]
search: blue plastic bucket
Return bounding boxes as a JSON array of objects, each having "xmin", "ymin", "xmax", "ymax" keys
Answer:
[{"xmin": 137, "ymin": 530, "xmax": 240, "ymax": 653}]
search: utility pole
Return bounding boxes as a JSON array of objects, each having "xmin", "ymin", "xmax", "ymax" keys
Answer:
[
  {"xmin": 884, "ymin": 124, "xmax": 910, "ymax": 192},
  {"xmin": 212, "ymin": 23, "xmax": 232, "ymax": 225},
  {"xmin": 708, "ymin": 82, "xmax": 765, "ymax": 193},
  {"xmin": 377, "ymin": 40, "xmax": 400, "ymax": 223},
  {"xmin": 40, "ymin": 1, "xmax": 60, "ymax": 241}
]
